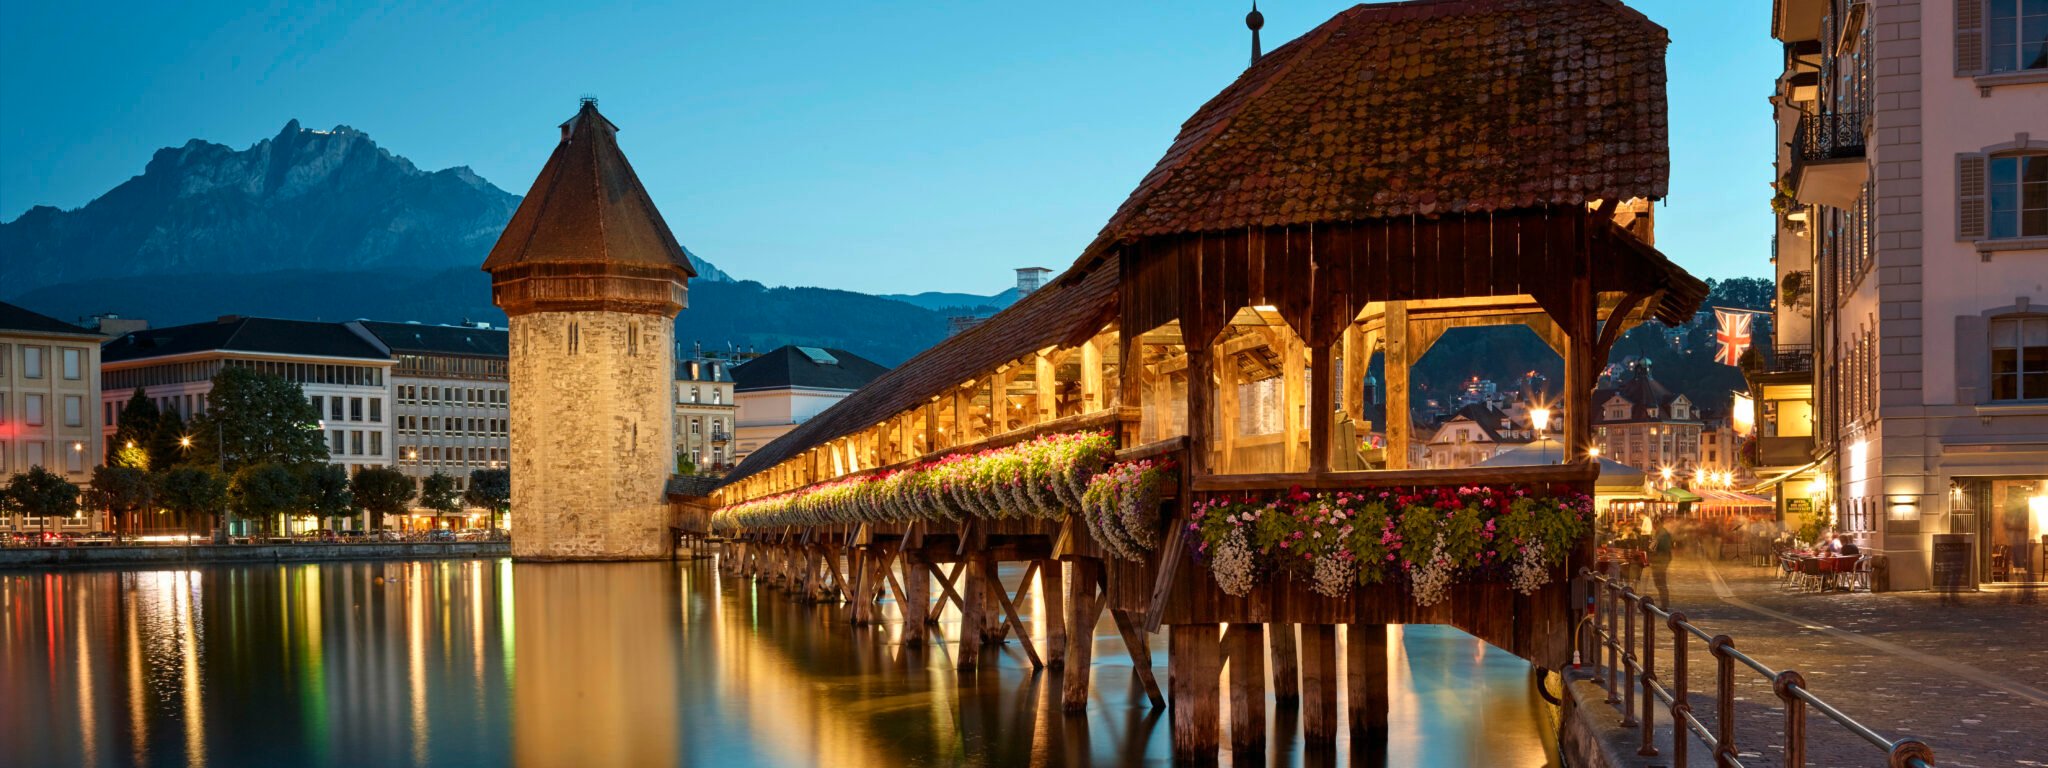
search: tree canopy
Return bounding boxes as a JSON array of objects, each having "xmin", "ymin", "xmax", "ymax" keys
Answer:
[
  {"xmin": 186, "ymin": 367, "xmax": 328, "ymax": 473},
  {"xmin": 5, "ymin": 466, "xmax": 81, "ymax": 519},
  {"xmin": 231, "ymin": 462, "xmax": 302, "ymax": 533},
  {"xmin": 299, "ymin": 464, "xmax": 355, "ymax": 523},
  {"xmin": 83, "ymin": 465, "xmax": 154, "ymax": 536},
  {"xmin": 420, "ymin": 472, "xmax": 461, "ymax": 517},
  {"xmin": 156, "ymin": 466, "xmax": 230, "ymax": 534},
  {"xmin": 465, "ymin": 468, "xmax": 511, "ymax": 530},
  {"xmin": 351, "ymin": 467, "xmax": 414, "ymax": 531},
  {"xmin": 110, "ymin": 388, "xmax": 160, "ymax": 470}
]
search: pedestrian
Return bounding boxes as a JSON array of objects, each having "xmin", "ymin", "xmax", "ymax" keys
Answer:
[{"xmin": 1647, "ymin": 517, "xmax": 1676, "ymax": 607}]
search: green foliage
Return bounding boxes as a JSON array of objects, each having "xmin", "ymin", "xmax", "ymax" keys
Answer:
[
  {"xmin": 110, "ymin": 388, "xmax": 159, "ymax": 470},
  {"xmin": 156, "ymin": 467, "xmax": 229, "ymax": 533},
  {"xmin": 186, "ymin": 367, "xmax": 328, "ymax": 473},
  {"xmin": 464, "ymin": 469, "xmax": 510, "ymax": 514},
  {"xmin": 420, "ymin": 472, "xmax": 461, "ymax": 516},
  {"xmin": 350, "ymin": 467, "xmax": 415, "ymax": 531},
  {"xmin": 677, "ymin": 455, "xmax": 696, "ymax": 475},
  {"xmin": 298, "ymin": 464, "xmax": 355, "ymax": 520},
  {"xmin": 149, "ymin": 410, "xmax": 188, "ymax": 470},
  {"xmin": 83, "ymin": 465, "xmax": 154, "ymax": 534},
  {"xmin": 5, "ymin": 466, "xmax": 82, "ymax": 519},
  {"xmin": 231, "ymin": 462, "xmax": 302, "ymax": 531}
]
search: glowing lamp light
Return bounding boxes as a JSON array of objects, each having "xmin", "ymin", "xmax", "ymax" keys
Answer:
[
  {"xmin": 1530, "ymin": 407, "xmax": 1553, "ymax": 434},
  {"xmin": 1731, "ymin": 393, "xmax": 1756, "ymax": 438},
  {"xmin": 1587, "ymin": 447, "xmax": 1602, "ymax": 459},
  {"xmin": 179, "ymin": 436, "xmax": 192, "ymax": 448}
]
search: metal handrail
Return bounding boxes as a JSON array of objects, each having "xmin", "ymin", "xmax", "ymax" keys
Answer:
[{"xmin": 1578, "ymin": 569, "xmax": 1935, "ymax": 767}]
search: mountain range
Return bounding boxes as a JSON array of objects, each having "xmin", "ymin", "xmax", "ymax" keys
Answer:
[{"xmin": 1, "ymin": 119, "xmax": 1763, "ymax": 407}]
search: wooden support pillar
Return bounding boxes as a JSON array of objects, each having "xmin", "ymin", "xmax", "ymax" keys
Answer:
[
  {"xmin": 1186, "ymin": 344, "xmax": 1214, "ymax": 475},
  {"xmin": 1300, "ymin": 624, "xmax": 1339, "ymax": 744},
  {"xmin": 1564, "ymin": 210, "xmax": 1598, "ymax": 459},
  {"xmin": 1309, "ymin": 342, "xmax": 1333, "ymax": 474},
  {"xmin": 1039, "ymin": 559, "xmax": 1067, "ymax": 668},
  {"xmin": 902, "ymin": 552, "xmax": 930, "ymax": 644},
  {"xmin": 1346, "ymin": 624, "xmax": 1389, "ymax": 735},
  {"xmin": 1168, "ymin": 624, "xmax": 1222, "ymax": 763},
  {"xmin": 1384, "ymin": 303, "xmax": 1410, "ymax": 469},
  {"xmin": 1081, "ymin": 336, "xmax": 1105, "ymax": 411},
  {"xmin": 1063, "ymin": 559, "xmax": 1105, "ymax": 712},
  {"xmin": 1270, "ymin": 622, "xmax": 1301, "ymax": 707},
  {"xmin": 959, "ymin": 555, "xmax": 987, "ymax": 669},
  {"xmin": 1226, "ymin": 623, "xmax": 1268, "ymax": 752},
  {"xmin": 980, "ymin": 567, "xmax": 1005, "ymax": 641}
]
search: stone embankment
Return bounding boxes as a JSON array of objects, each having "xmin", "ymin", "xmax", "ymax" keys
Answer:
[{"xmin": 0, "ymin": 541, "xmax": 509, "ymax": 569}]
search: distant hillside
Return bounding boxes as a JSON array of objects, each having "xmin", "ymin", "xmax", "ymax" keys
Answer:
[
  {"xmin": 11, "ymin": 269, "xmax": 949, "ymax": 366},
  {"xmin": 0, "ymin": 119, "xmax": 729, "ymax": 292},
  {"xmin": 882, "ymin": 287, "xmax": 1019, "ymax": 315}
]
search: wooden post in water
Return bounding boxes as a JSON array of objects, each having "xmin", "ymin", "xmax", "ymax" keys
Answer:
[
  {"xmin": 1040, "ymin": 560, "xmax": 1066, "ymax": 668},
  {"xmin": 902, "ymin": 552, "xmax": 930, "ymax": 644},
  {"xmin": 1169, "ymin": 624, "xmax": 1221, "ymax": 762},
  {"xmin": 1063, "ymin": 559, "xmax": 1104, "ymax": 711},
  {"xmin": 1300, "ymin": 624, "xmax": 1339, "ymax": 744},
  {"xmin": 1226, "ymin": 623, "xmax": 1268, "ymax": 752},
  {"xmin": 959, "ymin": 556, "xmax": 986, "ymax": 669},
  {"xmin": 1346, "ymin": 624, "xmax": 1390, "ymax": 734},
  {"xmin": 1270, "ymin": 622, "xmax": 1300, "ymax": 706}
]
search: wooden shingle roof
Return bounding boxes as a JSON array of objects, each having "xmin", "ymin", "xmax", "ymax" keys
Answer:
[
  {"xmin": 1086, "ymin": 0, "xmax": 1669, "ymax": 254},
  {"xmin": 482, "ymin": 100, "xmax": 695, "ymax": 276}
]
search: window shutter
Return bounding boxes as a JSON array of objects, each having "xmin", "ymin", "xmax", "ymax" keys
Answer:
[
  {"xmin": 1955, "ymin": 315, "xmax": 1989, "ymax": 403},
  {"xmin": 1957, "ymin": 153, "xmax": 1987, "ymax": 240},
  {"xmin": 1956, "ymin": 0, "xmax": 1985, "ymax": 75}
]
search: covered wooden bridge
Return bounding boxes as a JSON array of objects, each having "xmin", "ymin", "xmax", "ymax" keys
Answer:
[{"xmin": 678, "ymin": 0, "xmax": 1705, "ymax": 760}]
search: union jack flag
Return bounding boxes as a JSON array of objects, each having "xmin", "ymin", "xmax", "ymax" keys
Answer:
[{"xmin": 1714, "ymin": 309, "xmax": 1753, "ymax": 367}]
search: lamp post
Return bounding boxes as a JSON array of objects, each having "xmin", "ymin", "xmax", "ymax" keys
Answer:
[{"xmin": 1530, "ymin": 407, "xmax": 1553, "ymax": 465}]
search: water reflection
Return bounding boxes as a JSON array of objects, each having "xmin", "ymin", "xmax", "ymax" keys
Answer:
[{"xmin": 0, "ymin": 560, "xmax": 1556, "ymax": 767}]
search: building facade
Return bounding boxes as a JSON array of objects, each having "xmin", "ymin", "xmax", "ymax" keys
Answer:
[
  {"xmin": 351, "ymin": 321, "xmax": 510, "ymax": 526},
  {"xmin": 674, "ymin": 356, "xmax": 736, "ymax": 473},
  {"xmin": 1764, "ymin": 0, "xmax": 2048, "ymax": 589},
  {"xmin": 732, "ymin": 345, "xmax": 889, "ymax": 463},
  {"xmin": 1591, "ymin": 367, "xmax": 1703, "ymax": 475},
  {"xmin": 0, "ymin": 303, "xmax": 104, "ymax": 519},
  {"xmin": 1419, "ymin": 403, "xmax": 1534, "ymax": 469},
  {"xmin": 484, "ymin": 99, "xmax": 692, "ymax": 561},
  {"xmin": 100, "ymin": 316, "xmax": 394, "ymax": 472}
]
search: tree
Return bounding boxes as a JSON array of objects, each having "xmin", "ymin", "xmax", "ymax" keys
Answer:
[
  {"xmin": 299, "ymin": 463, "xmax": 355, "ymax": 531},
  {"xmin": 83, "ymin": 465, "xmax": 153, "ymax": 539},
  {"xmin": 231, "ymin": 462, "xmax": 301, "ymax": 537},
  {"xmin": 351, "ymin": 467, "xmax": 415, "ymax": 532},
  {"xmin": 186, "ymin": 367, "xmax": 328, "ymax": 473},
  {"xmin": 150, "ymin": 409, "xmax": 188, "ymax": 471},
  {"xmin": 157, "ymin": 466, "xmax": 230, "ymax": 537},
  {"xmin": 5, "ymin": 467, "xmax": 81, "ymax": 533},
  {"xmin": 465, "ymin": 468, "xmax": 511, "ymax": 532},
  {"xmin": 110, "ymin": 388, "xmax": 160, "ymax": 470},
  {"xmin": 420, "ymin": 472, "xmax": 461, "ymax": 528}
]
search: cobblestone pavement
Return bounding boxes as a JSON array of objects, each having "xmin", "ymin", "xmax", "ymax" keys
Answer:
[{"xmin": 1600, "ymin": 553, "xmax": 2048, "ymax": 767}]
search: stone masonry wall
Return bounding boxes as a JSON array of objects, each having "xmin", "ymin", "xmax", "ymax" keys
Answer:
[{"xmin": 510, "ymin": 311, "xmax": 676, "ymax": 560}]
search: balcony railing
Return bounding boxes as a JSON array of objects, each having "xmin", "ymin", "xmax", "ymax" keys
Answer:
[
  {"xmin": 1743, "ymin": 343, "xmax": 1814, "ymax": 378},
  {"xmin": 1790, "ymin": 111, "xmax": 1866, "ymax": 179}
]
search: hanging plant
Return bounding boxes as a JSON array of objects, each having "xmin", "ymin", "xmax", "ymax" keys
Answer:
[
  {"xmin": 1081, "ymin": 458, "xmax": 1178, "ymax": 560},
  {"xmin": 1184, "ymin": 484, "xmax": 1592, "ymax": 606},
  {"xmin": 1780, "ymin": 270, "xmax": 1814, "ymax": 317}
]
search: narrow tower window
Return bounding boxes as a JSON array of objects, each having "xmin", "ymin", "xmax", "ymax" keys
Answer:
[{"xmin": 568, "ymin": 322, "xmax": 580, "ymax": 355}]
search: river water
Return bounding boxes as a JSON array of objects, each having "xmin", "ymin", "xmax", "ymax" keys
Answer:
[{"xmin": 0, "ymin": 559, "xmax": 1558, "ymax": 766}]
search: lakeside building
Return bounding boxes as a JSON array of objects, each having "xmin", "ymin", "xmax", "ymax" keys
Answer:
[
  {"xmin": 100, "ymin": 315, "xmax": 394, "ymax": 472},
  {"xmin": 674, "ymin": 354, "xmax": 736, "ymax": 473},
  {"xmin": 0, "ymin": 303, "xmax": 105, "ymax": 531},
  {"xmin": 1759, "ymin": 0, "xmax": 2048, "ymax": 589},
  {"xmin": 731, "ymin": 345, "xmax": 888, "ymax": 463},
  {"xmin": 349, "ymin": 320, "xmax": 510, "ymax": 528},
  {"xmin": 1419, "ymin": 403, "xmax": 1536, "ymax": 469}
]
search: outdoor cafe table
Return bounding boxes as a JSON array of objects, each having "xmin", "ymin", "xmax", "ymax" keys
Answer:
[{"xmin": 1782, "ymin": 552, "xmax": 1859, "ymax": 591}]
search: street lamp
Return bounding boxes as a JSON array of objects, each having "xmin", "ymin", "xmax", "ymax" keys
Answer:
[{"xmin": 1530, "ymin": 407, "xmax": 1553, "ymax": 464}]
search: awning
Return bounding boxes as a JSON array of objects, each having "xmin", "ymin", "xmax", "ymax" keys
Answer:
[
  {"xmin": 1740, "ymin": 451, "xmax": 1833, "ymax": 495},
  {"xmin": 1697, "ymin": 489, "xmax": 1774, "ymax": 507},
  {"xmin": 1662, "ymin": 488, "xmax": 1702, "ymax": 503}
]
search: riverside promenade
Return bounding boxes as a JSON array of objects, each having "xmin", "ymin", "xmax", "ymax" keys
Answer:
[
  {"xmin": 0, "ymin": 540, "xmax": 510, "ymax": 569},
  {"xmin": 1648, "ymin": 554, "xmax": 2047, "ymax": 767}
]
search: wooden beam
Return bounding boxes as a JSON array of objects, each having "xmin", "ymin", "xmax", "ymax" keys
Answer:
[
  {"xmin": 1188, "ymin": 462, "xmax": 1599, "ymax": 492},
  {"xmin": 1112, "ymin": 609, "xmax": 1166, "ymax": 708},
  {"xmin": 1310, "ymin": 342, "xmax": 1333, "ymax": 475},
  {"xmin": 982, "ymin": 554, "xmax": 1044, "ymax": 669},
  {"xmin": 1143, "ymin": 508, "xmax": 1188, "ymax": 634},
  {"xmin": 928, "ymin": 561, "xmax": 966, "ymax": 622},
  {"xmin": 958, "ymin": 555, "xmax": 987, "ymax": 669},
  {"xmin": 1169, "ymin": 625, "xmax": 1222, "ymax": 763},
  {"xmin": 1383, "ymin": 302, "xmax": 1410, "ymax": 470}
]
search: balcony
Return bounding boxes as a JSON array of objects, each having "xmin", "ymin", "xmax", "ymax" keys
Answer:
[
  {"xmin": 1756, "ymin": 435, "xmax": 1817, "ymax": 468},
  {"xmin": 710, "ymin": 429, "xmax": 731, "ymax": 444},
  {"xmin": 1742, "ymin": 343, "xmax": 1814, "ymax": 380},
  {"xmin": 1788, "ymin": 111, "xmax": 1867, "ymax": 210}
]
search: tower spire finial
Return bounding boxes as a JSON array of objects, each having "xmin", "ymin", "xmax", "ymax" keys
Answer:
[{"xmin": 1247, "ymin": 2, "xmax": 1265, "ymax": 66}]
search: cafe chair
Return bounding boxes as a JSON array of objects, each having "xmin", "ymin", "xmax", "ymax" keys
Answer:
[{"xmin": 1848, "ymin": 555, "xmax": 1873, "ymax": 592}]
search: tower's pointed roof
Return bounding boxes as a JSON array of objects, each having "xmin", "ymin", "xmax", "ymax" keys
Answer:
[{"xmin": 483, "ymin": 99, "xmax": 695, "ymax": 277}]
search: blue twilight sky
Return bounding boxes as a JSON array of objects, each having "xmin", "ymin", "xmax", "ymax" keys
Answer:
[{"xmin": 0, "ymin": 1, "xmax": 1776, "ymax": 295}]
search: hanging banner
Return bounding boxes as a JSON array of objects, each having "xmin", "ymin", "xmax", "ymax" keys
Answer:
[{"xmin": 1714, "ymin": 308, "xmax": 1753, "ymax": 366}]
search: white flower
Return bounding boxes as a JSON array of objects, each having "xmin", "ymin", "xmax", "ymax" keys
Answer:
[
  {"xmin": 1212, "ymin": 529, "xmax": 1257, "ymax": 597},
  {"xmin": 1311, "ymin": 553, "xmax": 1355, "ymax": 598},
  {"xmin": 1409, "ymin": 533, "xmax": 1455, "ymax": 607},
  {"xmin": 1509, "ymin": 541, "xmax": 1550, "ymax": 595}
]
